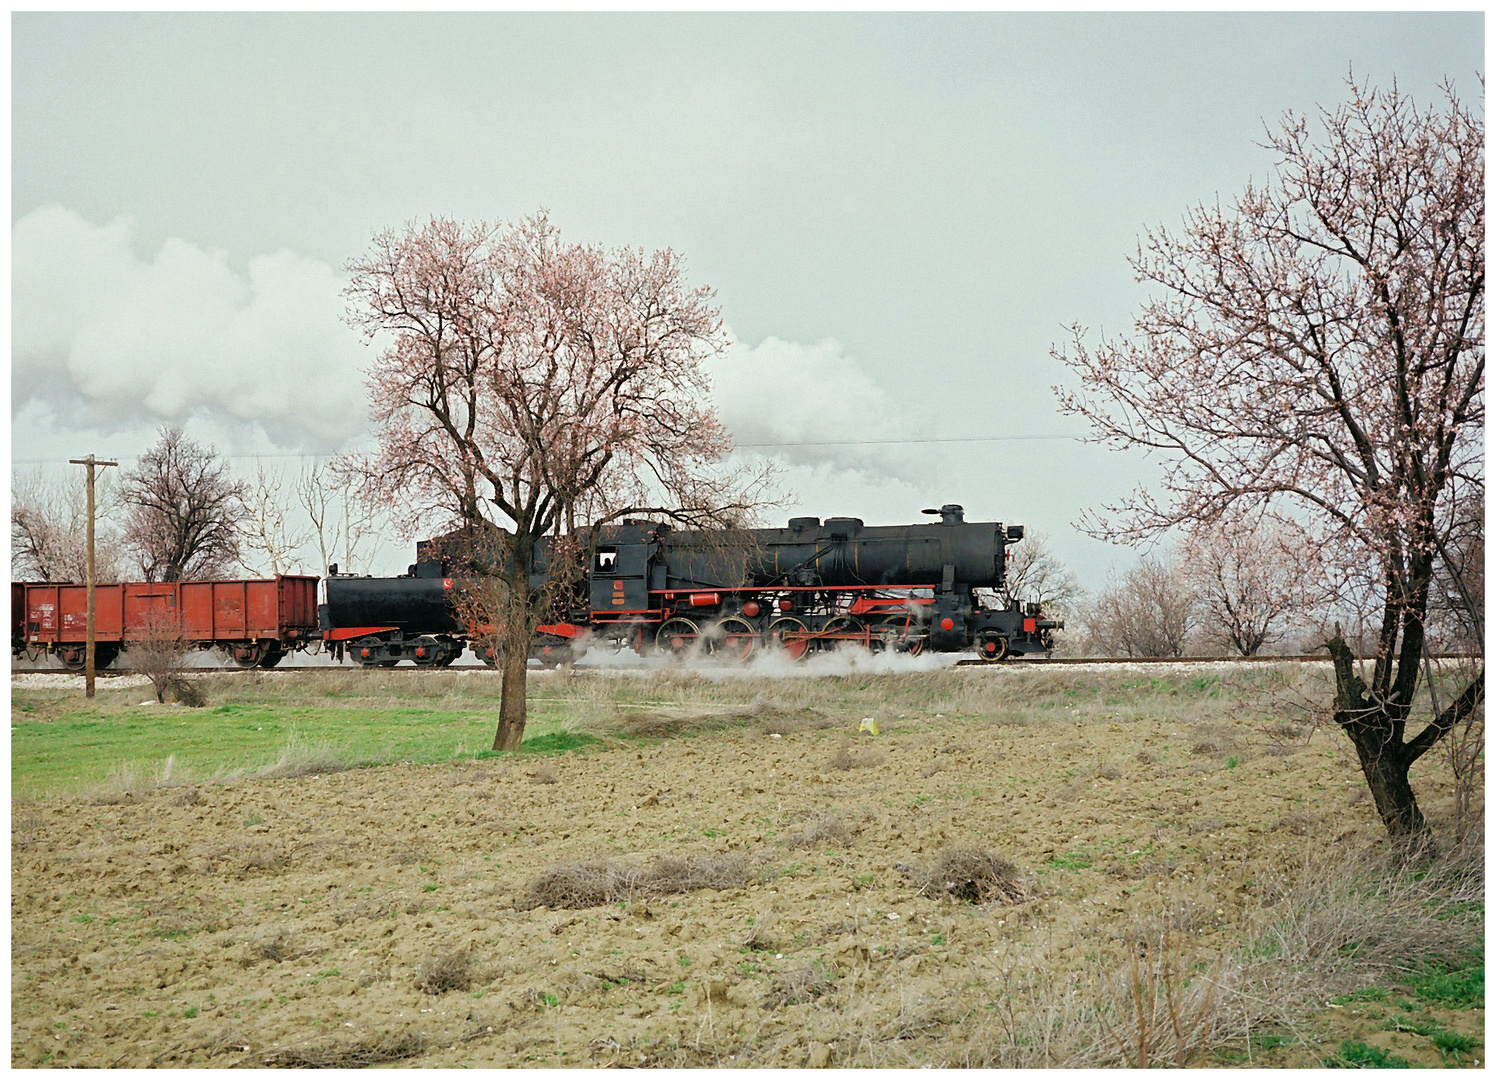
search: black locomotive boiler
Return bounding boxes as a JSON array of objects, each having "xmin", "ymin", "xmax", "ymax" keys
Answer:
[{"xmin": 319, "ymin": 503, "xmax": 1062, "ymax": 666}]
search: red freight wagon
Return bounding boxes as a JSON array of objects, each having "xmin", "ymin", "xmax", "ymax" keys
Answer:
[{"xmin": 13, "ymin": 576, "xmax": 319, "ymax": 670}]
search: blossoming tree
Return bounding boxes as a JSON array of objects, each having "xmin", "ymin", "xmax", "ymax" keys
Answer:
[
  {"xmin": 1055, "ymin": 80, "xmax": 1483, "ymax": 838},
  {"xmin": 345, "ymin": 213, "xmax": 769, "ymax": 750}
]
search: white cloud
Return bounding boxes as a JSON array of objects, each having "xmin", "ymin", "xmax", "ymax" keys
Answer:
[
  {"xmin": 12, "ymin": 205, "xmax": 369, "ymax": 452},
  {"xmin": 708, "ymin": 330, "xmax": 936, "ymax": 484}
]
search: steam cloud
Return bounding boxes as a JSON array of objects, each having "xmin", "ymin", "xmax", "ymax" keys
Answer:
[
  {"xmin": 710, "ymin": 332, "xmax": 931, "ymax": 483},
  {"xmin": 12, "ymin": 205, "xmax": 369, "ymax": 452}
]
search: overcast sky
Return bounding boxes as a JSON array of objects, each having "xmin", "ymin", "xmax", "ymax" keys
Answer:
[{"xmin": 11, "ymin": 12, "xmax": 1485, "ymax": 583}]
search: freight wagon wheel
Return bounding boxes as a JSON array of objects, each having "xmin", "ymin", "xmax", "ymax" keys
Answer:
[
  {"xmin": 766, "ymin": 616, "xmax": 811, "ymax": 660},
  {"xmin": 257, "ymin": 645, "xmax": 286, "ymax": 669},
  {"xmin": 711, "ymin": 617, "xmax": 759, "ymax": 662},
  {"xmin": 58, "ymin": 647, "xmax": 86, "ymax": 672},
  {"xmin": 656, "ymin": 617, "xmax": 701, "ymax": 659},
  {"xmin": 820, "ymin": 616, "xmax": 865, "ymax": 651},
  {"xmin": 229, "ymin": 643, "xmax": 266, "ymax": 669},
  {"xmin": 975, "ymin": 634, "xmax": 1008, "ymax": 662},
  {"xmin": 93, "ymin": 644, "xmax": 121, "ymax": 670},
  {"xmin": 411, "ymin": 638, "xmax": 446, "ymax": 667},
  {"xmin": 352, "ymin": 640, "xmax": 388, "ymax": 668}
]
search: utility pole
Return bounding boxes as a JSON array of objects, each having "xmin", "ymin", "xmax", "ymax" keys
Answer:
[{"xmin": 69, "ymin": 455, "xmax": 118, "ymax": 699}]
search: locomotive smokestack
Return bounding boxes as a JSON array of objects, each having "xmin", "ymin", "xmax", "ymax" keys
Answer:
[{"xmin": 920, "ymin": 504, "xmax": 965, "ymax": 524}]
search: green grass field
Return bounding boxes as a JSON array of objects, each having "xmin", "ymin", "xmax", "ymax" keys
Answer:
[
  {"xmin": 11, "ymin": 662, "xmax": 1297, "ymax": 798},
  {"xmin": 11, "ymin": 673, "xmax": 597, "ymax": 797}
]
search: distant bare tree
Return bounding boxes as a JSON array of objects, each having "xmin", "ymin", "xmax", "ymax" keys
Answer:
[
  {"xmin": 10, "ymin": 469, "xmax": 126, "ymax": 583},
  {"xmin": 121, "ymin": 427, "xmax": 248, "ymax": 582},
  {"xmin": 1180, "ymin": 512, "xmax": 1321, "ymax": 656},
  {"xmin": 241, "ymin": 464, "xmax": 311, "ymax": 576},
  {"xmin": 1083, "ymin": 557, "xmax": 1199, "ymax": 658},
  {"xmin": 297, "ymin": 460, "xmax": 378, "ymax": 576},
  {"xmin": 1001, "ymin": 529, "xmax": 1083, "ymax": 616}
]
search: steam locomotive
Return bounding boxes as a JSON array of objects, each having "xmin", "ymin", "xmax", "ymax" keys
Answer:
[
  {"xmin": 13, "ymin": 503, "xmax": 1061, "ymax": 669},
  {"xmin": 321, "ymin": 503, "xmax": 1062, "ymax": 666}
]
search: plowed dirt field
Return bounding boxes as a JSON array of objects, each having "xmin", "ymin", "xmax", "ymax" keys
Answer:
[{"xmin": 10, "ymin": 662, "xmax": 1480, "ymax": 1067}]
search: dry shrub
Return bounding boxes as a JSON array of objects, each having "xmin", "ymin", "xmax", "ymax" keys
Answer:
[
  {"xmin": 783, "ymin": 812, "xmax": 852, "ymax": 849},
  {"xmin": 166, "ymin": 676, "xmax": 207, "ymax": 707},
  {"xmin": 646, "ymin": 854, "xmax": 750, "ymax": 893},
  {"xmin": 1189, "ymin": 726, "xmax": 1239, "ymax": 756},
  {"xmin": 748, "ymin": 706, "xmax": 836, "ymax": 735},
  {"xmin": 765, "ymin": 965, "xmax": 835, "ymax": 1008},
  {"xmin": 253, "ymin": 1030, "xmax": 429, "ymax": 1068},
  {"xmin": 415, "ymin": 947, "xmax": 477, "ymax": 994},
  {"xmin": 1275, "ymin": 810, "xmax": 1316, "ymax": 835},
  {"xmin": 1095, "ymin": 934, "xmax": 1226, "ymax": 1068},
  {"xmin": 908, "ymin": 850, "xmax": 1027, "ymax": 904},
  {"xmin": 828, "ymin": 744, "xmax": 864, "ymax": 771},
  {"xmin": 741, "ymin": 906, "xmax": 780, "ymax": 950},
  {"xmin": 518, "ymin": 853, "xmax": 749, "ymax": 909},
  {"xmin": 217, "ymin": 840, "xmax": 290, "ymax": 876},
  {"xmin": 618, "ymin": 703, "xmax": 830, "ymax": 740},
  {"xmin": 247, "ymin": 928, "xmax": 298, "ymax": 964}
]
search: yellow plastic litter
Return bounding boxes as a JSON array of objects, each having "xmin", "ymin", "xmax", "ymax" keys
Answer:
[{"xmin": 858, "ymin": 717, "xmax": 880, "ymax": 735}]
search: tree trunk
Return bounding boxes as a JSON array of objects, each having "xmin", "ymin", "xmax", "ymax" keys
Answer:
[
  {"xmin": 492, "ymin": 613, "xmax": 531, "ymax": 751},
  {"xmin": 1346, "ymin": 732, "xmax": 1426, "ymax": 838},
  {"xmin": 1326, "ymin": 630, "xmax": 1426, "ymax": 839}
]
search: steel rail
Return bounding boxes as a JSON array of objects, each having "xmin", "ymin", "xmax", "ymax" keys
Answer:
[{"xmin": 12, "ymin": 653, "xmax": 1478, "ymax": 677}]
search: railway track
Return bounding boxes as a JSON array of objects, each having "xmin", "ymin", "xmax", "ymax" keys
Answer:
[{"xmin": 12, "ymin": 653, "xmax": 1475, "ymax": 677}]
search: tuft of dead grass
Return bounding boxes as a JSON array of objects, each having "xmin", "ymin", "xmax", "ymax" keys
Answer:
[
  {"xmin": 1256, "ymin": 832, "xmax": 1484, "ymax": 978},
  {"xmin": 518, "ymin": 853, "xmax": 750, "ymax": 909},
  {"xmin": 906, "ymin": 849, "xmax": 1027, "ymax": 905},
  {"xmin": 246, "ymin": 928, "xmax": 299, "ymax": 964},
  {"xmin": 765, "ymin": 965, "xmax": 836, "ymax": 1008},
  {"xmin": 250, "ymin": 1030, "xmax": 430, "ymax": 1068},
  {"xmin": 783, "ymin": 812, "xmax": 853, "ymax": 849},
  {"xmin": 415, "ymin": 947, "xmax": 478, "ymax": 994},
  {"xmin": 255, "ymin": 741, "xmax": 365, "ymax": 780},
  {"xmin": 1189, "ymin": 726, "xmax": 1239, "ymax": 756},
  {"xmin": 828, "ymin": 743, "xmax": 869, "ymax": 771}
]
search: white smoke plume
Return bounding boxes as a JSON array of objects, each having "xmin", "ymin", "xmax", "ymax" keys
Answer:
[{"xmin": 710, "ymin": 330, "xmax": 936, "ymax": 484}]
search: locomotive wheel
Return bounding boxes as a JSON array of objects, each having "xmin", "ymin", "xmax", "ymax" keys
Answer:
[
  {"xmin": 872, "ymin": 614, "xmax": 914, "ymax": 653},
  {"xmin": 711, "ymin": 617, "xmax": 759, "ymax": 662},
  {"xmin": 477, "ymin": 644, "xmax": 501, "ymax": 668},
  {"xmin": 820, "ymin": 615, "xmax": 865, "ymax": 651},
  {"xmin": 975, "ymin": 634, "xmax": 1008, "ymax": 662},
  {"xmin": 656, "ymin": 617, "xmax": 701, "ymax": 659},
  {"xmin": 766, "ymin": 616, "xmax": 810, "ymax": 660}
]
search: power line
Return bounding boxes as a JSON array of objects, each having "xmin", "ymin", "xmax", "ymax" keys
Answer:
[
  {"xmin": 735, "ymin": 434, "xmax": 1084, "ymax": 449},
  {"xmin": 12, "ymin": 432, "xmax": 1086, "ymax": 466}
]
